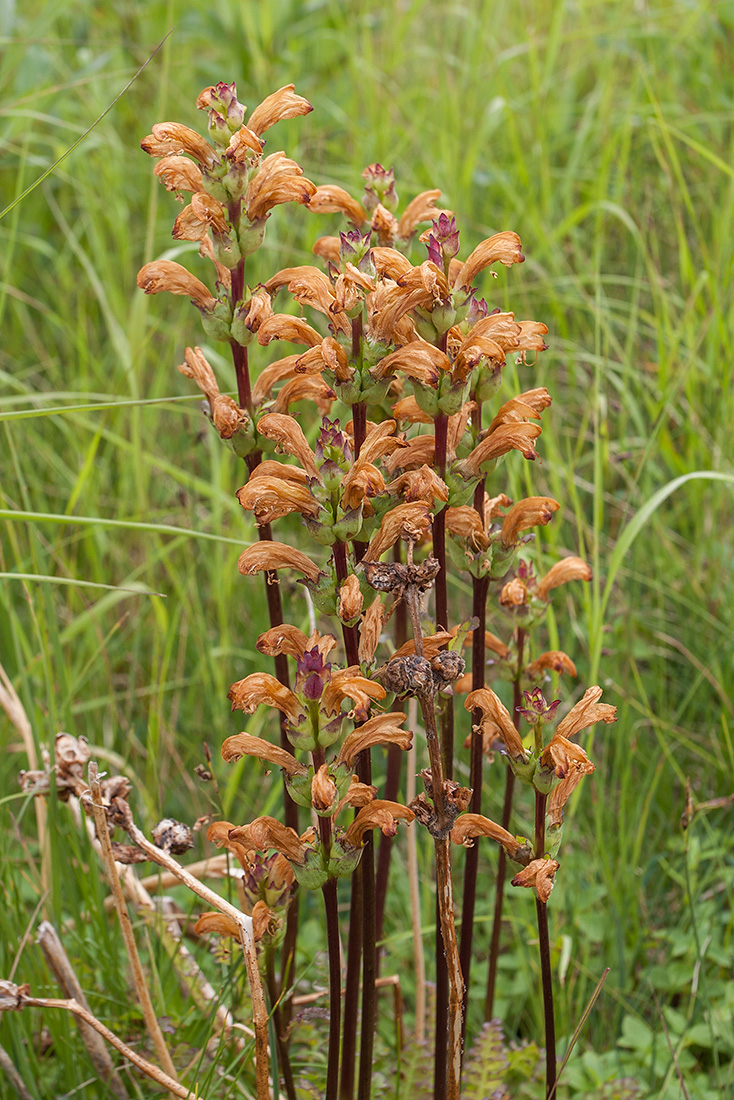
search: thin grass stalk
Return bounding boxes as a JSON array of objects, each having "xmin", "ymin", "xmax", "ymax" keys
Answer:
[
  {"xmin": 485, "ymin": 627, "xmax": 525, "ymax": 1019},
  {"xmin": 86, "ymin": 764, "xmax": 179, "ymax": 1090}
]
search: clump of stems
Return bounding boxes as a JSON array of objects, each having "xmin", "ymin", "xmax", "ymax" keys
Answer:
[{"xmin": 3, "ymin": 79, "xmax": 619, "ymax": 1100}]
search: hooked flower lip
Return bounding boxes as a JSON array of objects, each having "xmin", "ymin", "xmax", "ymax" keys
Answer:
[{"xmin": 511, "ymin": 858, "xmax": 559, "ymax": 904}]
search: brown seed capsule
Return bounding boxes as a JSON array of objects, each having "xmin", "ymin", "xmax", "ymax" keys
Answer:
[
  {"xmin": 151, "ymin": 818, "xmax": 194, "ymax": 854},
  {"xmin": 381, "ymin": 655, "xmax": 436, "ymax": 698}
]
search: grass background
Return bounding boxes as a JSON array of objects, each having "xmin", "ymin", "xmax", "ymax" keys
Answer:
[{"xmin": 1, "ymin": 0, "xmax": 733, "ymax": 1096}]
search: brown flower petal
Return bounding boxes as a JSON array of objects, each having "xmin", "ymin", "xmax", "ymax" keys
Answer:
[
  {"xmin": 392, "ymin": 631, "xmax": 453, "ymax": 660},
  {"xmin": 255, "ymin": 413, "xmax": 320, "ymax": 480},
  {"xmin": 245, "ymin": 152, "xmax": 317, "ymax": 221},
  {"xmin": 358, "ymin": 597, "xmax": 387, "ymax": 665},
  {"xmin": 256, "ymin": 313, "xmax": 323, "ymax": 348},
  {"xmin": 465, "ymin": 688, "xmax": 527, "ymax": 761},
  {"xmin": 153, "ymin": 155, "xmax": 205, "ymax": 193},
  {"xmin": 499, "ymin": 577, "xmax": 527, "ymax": 607},
  {"xmin": 271, "ymin": 375, "xmax": 336, "ymax": 416},
  {"xmin": 345, "ymin": 800, "xmax": 415, "ymax": 846},
  {"xmin": 245, "ymin": 816, "xmax": 307, "ymax": 863},
  {"xmin": 141, "ymin": 122, "xmax": 218, "ymax": 167},
  {"xmin": 207, "ymin": 820, "xmax": 252, "ymax": 869},
  {"xmin": 227, "ymin": 673, "xmax": 304, "ymax": 725},
  {"xmin": 336, "ymin": 712, "xmax": 413, "ymax": 766},
  {"xmin": 321, "ymin": 667, "xmax": 386, "ymax": 720},
  {"xmin": 451, "ymin": 813, "xmax": 528, "ymax": 861},
  {"xmin": 221, "ymin": 733, "xmax": 307, "ymax": 777},
  {"xmin": 453, "ymin": 231, "xmax": 524, "ymax": 289},
  {"xmin": 371, "ymin": 247, "xmax": 414, "ymax": 280},
  {"xmin": 554, "ymin": 686, "xmax": 617, "ymax": 740},
  {"xmin": 236, "ymin": 476, "xmax": 319, "ymax": 524},
  {"xmin": 137, "ymin": 260, "xmax": 216, "ymax": 310},
  {"xmin": 311, "ymin": 763, "xmax": 339, "ymax": 813},
  {"xmin": 398, "ymin": 189, "xmax": 452, "ymax": 239},
  {"xmin": 500, "ymin": 496, "xmax": 560, "ymax": 547},
  {"xmin": 387, "ymin": 466, "xmax": 449, "ymax": 505},
  {"xmin": 238, "ymin": 540, "xmax": 322, "ymax": 583},
  {"xmin": 462, "ymin": 422, "xmax": 543, "ymax": 475},
  {"xmin": 363, "ymin": 503, "xmax": 432, "ymax": 561},
  {"xmin": 511, "ymin": 858, "xmax": 559, "ymax": 903},
  {"xmin": 539, "ymin": 735, "xmax": 595, "ymax": 780},
  {"xmin": 525, "ymin": 651, "xmax": 577, "ymax": 680},
  {"xmin": 338, "ymin": 575, "xmax": 363, "ymax": 622},
  {"xmin": 194, "ymin": 912, "xmax": 242, "ymax": 939},
  {"xmin": 445, "ymin": 506, "xmax": 489, "ymax": 552},
  {"xmin": 247, "ymin": 85, "xmax": 313, "ymax": 136},
  {"xmin": 371, "ymin": 337, "xmax": 448, "ymax": 383},
  {"xmin": 308, "ymin": 185, "xmax": 366, "ymax": 225},
  {"xmin": 535, "ymin": 557, "xmax": 593, "ymax": 601}
]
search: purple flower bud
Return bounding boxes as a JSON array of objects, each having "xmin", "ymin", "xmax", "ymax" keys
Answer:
[
  {"xmin": 315, "ymin": 417, "xmax": 353, "ymax": 466},
  {"xmin": 296, "ymin": 646, "xmax": 331, "ymax": 701},
  {"xmin": 362, "ymin": 163, "xmax": 398, "ymax": 213},
  {"xmin": 466, "ymin": 294, "xmax": 489, "ymax": 326},
  {"xmin": 425, "ymin": 214, "xmax": 461, "ymax": 268},
  {"xmin": 517, "ymin": 686, "xmax": 561, "ymax": 725}
]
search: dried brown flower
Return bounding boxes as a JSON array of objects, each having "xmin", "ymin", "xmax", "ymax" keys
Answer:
[
  {"xmin": 535, "ymin": 556, "xmax": 593, "ymax": 600},
  {"xmin": 336, "ymin": 712, "xmax": 413, "ymax": 766},
  {"xmin": 465, "ymin": 688, "xmax": 527, "ymax": 761},
  {"xmin": 345, "ymin": 800, "xmax": 415, "ymax": 846},
  {"xmin": 238, "ymin": 541, "xmax": 322, "ymax": 583},
  {"xmin": 227, "ymin": 673, "xmax": 304, "ymax": 725},
  {"xmin": 221, "ymin": 733, "xmax": 307, "ymax": 777},
  {"xmin": 554, "ymin": 686, "xmax": 617, "ymax": 740},
  {"xmin": 511, "ymin": 858, "xmax": 559, "ymax": 903},
  {"xmin": 136, "ymin": 261, "xmax": 216, "ymax": 310},
  {"xmin": 500, "ymin": 496, "xmax": 561, "ymax": 548}
]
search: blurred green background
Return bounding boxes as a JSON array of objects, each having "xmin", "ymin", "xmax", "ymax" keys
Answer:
[{"xmin": 2, "ymin": 1, "xmax": 733, "ymax": 1097}]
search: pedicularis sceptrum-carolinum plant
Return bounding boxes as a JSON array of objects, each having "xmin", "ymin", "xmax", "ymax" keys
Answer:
[{"xmin": 3, "ymin": 81, "xmax": 618, "ymax": 1100}]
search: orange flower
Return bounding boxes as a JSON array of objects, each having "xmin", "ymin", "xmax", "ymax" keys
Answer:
[
  {"xmin": 465, "ymin": 688, "xmax": 527, "ymax": 762},
  {"xmin": 363, "ymin": 502, "xmax": 432, "ymax": 561},
  {"xmin": 255, "ymin": 413, "xmax": 320, "ymax": 480},
  {"xmin": 308, "ymin": 185, "xmax": 366, "ymax": 225},
  {"xmin": 141, "ymin": 122, "xmax": 218, "ymax": 167},
  {"xmin": 535, "ymin": 556, "xmax": 593, "ymax": 601},
  {"xmin": 238, "ymin": 541, "xmax": 322, "ymax": 583},
  {"xmin": 245, "ymin": 151, "xmax": 317, "ymax": 222},
  {"xmin": 511, "ymin": 858, "xmax": 559, "ymax": 903},
  {"xmin": 246, "ymin": 84, "xmax": 313, "ymax": 136},
  {"xmin": 539, "ymin": 735, "xmax": 595, "ymax": 780},
  {"xmin": 237, "ymin": 476, "xmax": 319, "ymax": 525},
  {"xmin": 270, "ymin": 376, "xmax": 336, "ymax": 416},
  {"xmin": 370, "ymin": 338, "xmax": 448, "ymax": 384},
  {"xmin": 177, "ymin": 346, "xmax": 246, "ymax": 439},
  {"xmin": 221, "ymin": 732, "xmax": 307, "ymax": 777},
  {"xmin": 345, "ymin": 800, "xmax": 415, "ymax": 846},
  {"xmin": 499, "ymin": 577, "xmax": 528, "ymax": 607},
  {"xmin": 524, "ymin": 651, "xmax": 577, "ymax": 680},
  {"xmin": 387, "ymin": 466, "xmax": 449, "ymax": 506},
  {"xmin": 500, "ymin": 496, "xmax": 560, "ymax": 548},
  {"xmin": 336, "ymin": 712, "xmax": 413, "ymax": 766},
  {"xmin": 338, "ymin": 575, "xmax": 363, "ymax": 622},
  {"xmin": 452, "ymin": 231, "xmax": 524, "ymax": 290},
  {"xmin": 227, "ymin": 673, "xmax": 304, "ymax": 725},
  {"xmin": 244, "ymin": 816, "xmax": 309, "ymax": 864},
  {"xmin": 357, "ymin": 597, "xmax": 387, "ymax": 665},
  {"xmin": 251, "ymin": 355, "xmax": 302, "ymax": 405},
  {"xmin": 136, "ymin": 260, "xmax": 216, "ymax": 310},
  {"xmin": 320, "ymin": 667, "xmax": 387, "ymax": 720},
  {"xmin": 311, "ymin": 764, "xmax": 339, "ymax": 814},
  {"xmin": 451, "ymin": 813, "xmax": 531, "ymax": 862},
  {"xmin": 397, "ymin": 189, "xmax": 453, "ymax": 239},
  {"xmin": 462, "ymin": 422, "xmax": 543, "ymax": 475},
  {"xmin": 153, "ymin": 155, "xmax": 205, "ymax": 194},
  {"xmin": 554, "ymin": 686, "xmax": 617, "ymax": 740}
]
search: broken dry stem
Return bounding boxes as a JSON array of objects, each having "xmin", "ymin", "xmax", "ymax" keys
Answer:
[
  {"xmin": 119, "ymin": 806, "xmax": 270, "ymax": 1099},
  {"xmin": 37, "ymin": 921, "xmax": 128, "ymax": 1099},
  {"xmin": 87, "ymin": 764, "xmax": 179, "ymax": 1089},
  {"xmin": 18, "ymin": 995, "xmax": 199, "ymax": 1099}
]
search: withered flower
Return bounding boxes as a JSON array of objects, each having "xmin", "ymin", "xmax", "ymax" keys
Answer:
[
  {"xmin": 511, "ymin": 858, "xmax": 560, "ymax": 903},
  {"xmin": 535, "ymin": 556, "xmax": 593, "ymax": 601},
  {"xmin": 363, "ymin": 502, "xmax": 432, "ymax": 561},
  {"xmin": 462, "ymin": 422, "xmax": 543, "ymax": 475},
  {"xmin": 321, "ymin": 667, "xmax": 387, "ymax": 720},
  {"xmin": 244, "ymin": 816, "xmax": 309, "ymax": 864},
  {"xmin": 141, "ymin": 122, "xmax": 218, "ymax": 167},
  {"xmin": 539, "ymin": 735, "xmax": 595, "ymax": 780},
  {"xmin": 178, "ymin": 346, "xmax": 246, "ymax": 439},
  {"xmin": 397, "ymin": 189, "xmax": 453, "ymax": 240},
  {"xmin": 525, "ymin": 651, "xmax": 577, "ymax": 680},
  {"xmin": 194, "ymin": 912, "xmax": 242, "ymax": 939},
  {"xmin": 465, "ymin": 688, "xmax": 527, "ymax": 762},
  {"xmin": 136, "ymin": 260, "xmax": 216, "ymax": 310},
  {"xmin": 387, "ymin": 466, "xmax": 449, "ymax": 506},
  {"xmin": 238, "ymin": 541, "xmax": 322, "ymax": 583},
  {"xmin": 345, "ymin": 800, "xmax": 415, "ymax": 847},
  {"xmin": 451, "ymin": 813, "xmax": 531, "ymax": 863},
  {"xmin": 246, "ymin": 84, "xmax": 313, "ymax": 135},
  {"xmin": 221, "ymin": 733, "xmax": 307, "ymax": 777},
  {"xmin": 499, "ymin": 577, "xmax": 528, "ymax": 607},
  {"xmin": 227, "ymin": 672, "xmax": 304, "ymax": 726},
  {"xmin": 338, "ymin": 574, "xmax": 363, "ymax": 622},
  {"xmin": 236, "ymin": 476, "xmax": 320, "ymax": 525},
  {"xmin": 554, "ymin": 685, "xmax": 617, "ymax": 740},
  {"xmin": 256, "ymin": 312, "xmax": 324, "ymax": 348},
  {"xmin": 153, "ymin": 155, "xmax": 205, "ymax": 194},
  {"xmin": 336, "ymin": 712, "xmax": 413, "ymax": 766},
  {"xmin": 453, "ymin": 231, "xmax": 525, "ymax": 290},
  {"xmin": 311, "ymin": 764, "xmax": 339, "ymax": 814},
  {"xmin": 500, "ymin": 496, "xmax": 561, "ymax": 548},
  {"xmin": 358, "ymin": 597, "xmax": 387, "ymax": 665}
]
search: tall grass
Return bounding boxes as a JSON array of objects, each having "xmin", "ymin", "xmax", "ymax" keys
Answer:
[{"xmin": 2, "ymin": 1, "xmax": 733, "ymax": 1096}]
